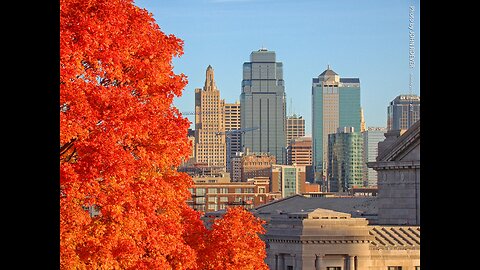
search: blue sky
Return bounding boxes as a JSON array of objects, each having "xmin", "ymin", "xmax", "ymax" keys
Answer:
[{"xmin": 134, "ymin": 0, "xmax": 420, "ymax": 135}]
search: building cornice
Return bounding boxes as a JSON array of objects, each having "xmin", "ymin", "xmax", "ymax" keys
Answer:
[{"xmin": 367, "ymin": 160, "xmax": 420, "ymax": 170}]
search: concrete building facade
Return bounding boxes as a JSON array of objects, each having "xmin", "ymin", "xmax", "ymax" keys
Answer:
[
  {"xmin": 387, "ymin": 94, "xmax": 420, "ymax": 131},
  {"xmin": 368, "ymin": 120, "xmax": 420, "ymax": 225},
  {"xmin": 194, "ymin": 65, "xmax": 226, "ymax": 168},
  {"xmin": 312, "ymin": 66, "xmax": 361, "ymax": 188},
  {"xmin": 240, "ymin": 48, "xmax": 287, "ymax": 164},
  {"xmin": 263, "ymin": 208, "xmax": 420, "ymax": 270}
]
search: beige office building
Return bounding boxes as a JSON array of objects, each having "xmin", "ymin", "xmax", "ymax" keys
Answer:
[
  {"xmin": 225, "ymin": 101, "xmax": 241, "ymax": 171},
  {"xmin": 194, "ymin": 65, "xmax": 226, "ymax": 168},
  {"xmin": 286, "ymin": 115, "xmax": 305, "ymax": 145}
]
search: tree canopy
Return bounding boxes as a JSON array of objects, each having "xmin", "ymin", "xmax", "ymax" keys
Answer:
[{"xmin": 60, "ymin": 0, "xmax": 268, "ymax": 269}]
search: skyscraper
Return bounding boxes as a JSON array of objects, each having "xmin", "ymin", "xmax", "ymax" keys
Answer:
[
  {"xmin": 387, "ymin": 94, "xmax": 420, "ymax": 131},
  {"xmin": 240, "ymin": 48, "xmax": 286, "ymax": 164},
  {"xmin": 327, "ymin": 127, "xmax": 364, "ymax": 192},
  {"xmin": 225, "ymin": 101, "xmax": 241, "ymax": 171},
  {"xmin": 194, "ymin": 65, "xmax": 226, "ymax": 168},
  {"xmin": 286, "ymin": 114, "xmax": 305, "ymax": 145},
  {"xmin": 362, "ymin": 127, "xmax": 387, "ymax": 187},
  {"xmin": 312, "ymin": 66, "xmax": 361, "ymax": 188}
]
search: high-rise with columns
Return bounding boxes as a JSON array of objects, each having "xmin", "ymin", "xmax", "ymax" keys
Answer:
[
  {"xmin": 312, "ymin": 66, "xmax": 361, "ymax": 189},
  {"xmin": 194, "ymin": 65, "xmax": 226, "ymax": 168},
  {"xmin": 240, "ymin": 48, "xmax": 286, "ymax": 164}
]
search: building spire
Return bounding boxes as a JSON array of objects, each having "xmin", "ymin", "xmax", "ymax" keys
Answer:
[
  {"xmin": 360, "ymin": 107, "xmax": 366, "ymax": 132},
  {"xmin": 204, "ymin": 65, "xmax": 216, "ymax": 91}
]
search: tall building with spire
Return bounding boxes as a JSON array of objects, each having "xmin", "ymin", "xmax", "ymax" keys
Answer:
[
  {"xmin": 312, "ymin": 66, "xmax": 361, "ymax": 189},
  {"xmin": 240, "ymin": 48, "xmax": 286, "ymax": 164},
  {"xmin": 194, "ymin": 65, "xmax": 226, "ymax": 168}
]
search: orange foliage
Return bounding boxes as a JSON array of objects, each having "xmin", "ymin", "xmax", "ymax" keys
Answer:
[
  {"xmin": 60, "ymin": 0, "xmax": 268, "ymax": 269},
  {"xmin": 199, "ymin": 207, "xmax": 269, "ymax": 270}
]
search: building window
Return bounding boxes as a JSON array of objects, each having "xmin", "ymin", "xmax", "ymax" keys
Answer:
[
  {"xmin": 207, "ymin": 204, "xmax": 217, "ymax": 211},
  {"xmin": 220, "ymin": 197, "xmax": 228, "ymax": 202},
  {"xmin": 327, "ymin": 268, "xmax": 341, "ymax": 270},
  {"xmin": 219, "ymin": 188, "xmax": 228, "ymax": 194},
  {"xmin": 196, "ymin": 188, "xmax": 205, "ymax": 196},
  {"xmin": 415, "ymin": 267, "xmax": 420, "ymax": 270},
  {"xmin": 195, "ymin": 197, "xmax": 205, "ymax": 204},
  {"xmin": 207, "ymin": 197, "xmax": 217, "ymax": 203},
  {"xmin": 387, "ymin": 267, "xmax": 402, "ymax": 270},
  {"xmin": 235, "ymin": 188, "xmax": 242, "ymax": 193},
  {"xmin": 208, "ymin": 188, "xmax": 217, "ymax": 194}
]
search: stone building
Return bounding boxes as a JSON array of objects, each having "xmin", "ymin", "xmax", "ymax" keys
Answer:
[
  {"xmin": 264, "ymin": 208, "xmax": 420, "ymax": 270},
  {"xmin": 194, "ymin": 65, "xmax": 226, "ymax": 168},
  {"xmin": 368, "ymin": 120, "xmax": 420, "ymax": 225}
]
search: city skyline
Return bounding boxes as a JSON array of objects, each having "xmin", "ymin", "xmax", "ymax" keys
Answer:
[{"xmin": 134, "ymin": 0, "xmax": 421, "ymax": 136}]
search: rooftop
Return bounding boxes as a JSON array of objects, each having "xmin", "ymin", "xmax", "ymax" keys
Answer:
[{"xmin": 369, "ymin": 226, "xmax": 420, "ymax": 250}]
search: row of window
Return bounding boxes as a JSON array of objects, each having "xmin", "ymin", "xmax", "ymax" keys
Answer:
[
  {"xmin": 192, "ymin": 187, "xmax": 257, "ymax": 195},
  {"xmin": 194, "ymin": 196, "xmax": 257, "ymax": 204}
]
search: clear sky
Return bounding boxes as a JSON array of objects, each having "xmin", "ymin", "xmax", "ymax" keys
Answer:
[{"xmin": 133, "ymin": 0, "xmax": 420, "ymax": 136}]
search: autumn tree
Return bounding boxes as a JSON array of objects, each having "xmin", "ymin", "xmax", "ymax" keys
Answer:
[
  {"xmin": 61, "ymin": 0, "xmax": 269, "ymax": 269},
  {"xmin": 60, "ymin": 0, "xmax": 198, "ymax": 268},
  {"xmin": 198, "ymin": 207, "xmax": 269, "ymax": 270}
]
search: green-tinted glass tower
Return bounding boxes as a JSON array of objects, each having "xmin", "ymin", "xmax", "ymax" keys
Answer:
[
  {"xmin": 312, "ymin": 66, "xmax": 360, "ymax": 190},
  {"xmin": 327, "ymin": 127, "xmax": 364, "ymax": 192}
]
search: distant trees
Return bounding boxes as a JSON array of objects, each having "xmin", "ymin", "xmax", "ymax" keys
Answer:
[{"xmin": 60, "ymin": 0, "xmax": 268, "ymax": 269}]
